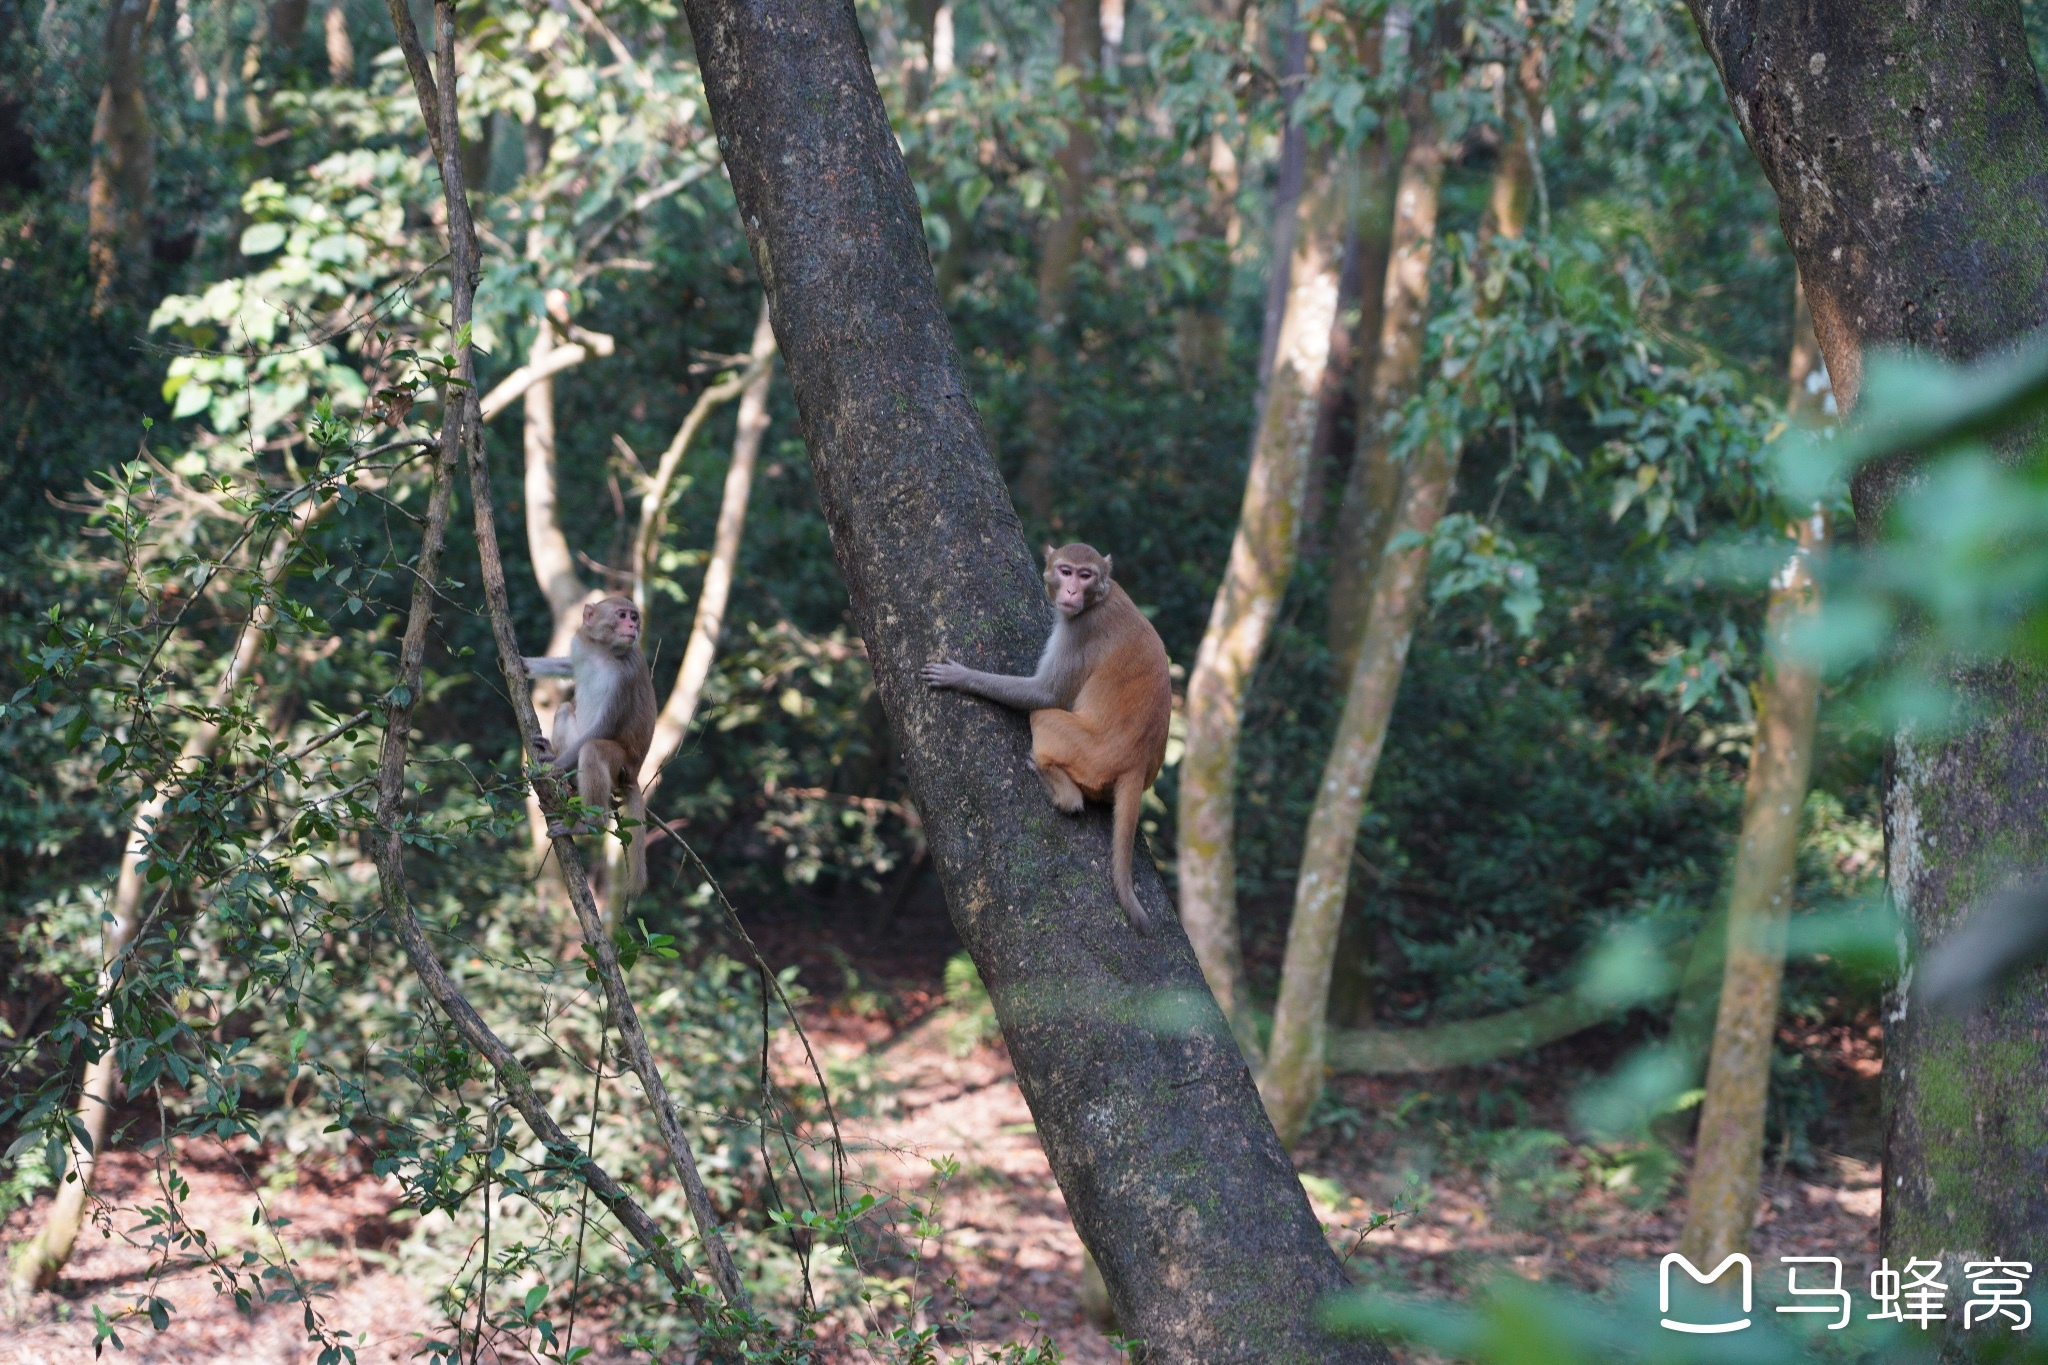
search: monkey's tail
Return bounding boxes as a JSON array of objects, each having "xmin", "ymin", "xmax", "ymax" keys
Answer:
[{"xmin": 1110, "ymin": 773, "xmax": 1152, "ymax": 934}]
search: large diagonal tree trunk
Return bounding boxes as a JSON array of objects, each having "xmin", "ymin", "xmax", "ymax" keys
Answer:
[
  {"xmin": 1684, "ymin": 0, "xmax": 2048, "ymax": 1305},
  {"xmin": 678, "ymin": 0, "xmax": 1385, "ymax": 1356}
]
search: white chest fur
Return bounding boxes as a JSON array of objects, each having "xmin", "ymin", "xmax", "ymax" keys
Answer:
[{"xmin": 570, "ymin": 638, "xmax": 627, "ymax": 726}]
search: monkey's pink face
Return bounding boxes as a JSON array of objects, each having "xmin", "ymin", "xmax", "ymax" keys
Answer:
[
  {"xmin": 1048, "ymin": 560, "xmax": 1099, "ymax": 616},
  {"xmin": 586, "ymin": 599, "xmax": 642, "ymax": 649}
]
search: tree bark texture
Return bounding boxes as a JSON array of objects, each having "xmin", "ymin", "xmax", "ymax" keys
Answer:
[
  {"xmin": 1683, "ymin": 0, "xmax": 2048, "ymax": 1314},
  {"xmin": 88, "ymin": 0, "xmax": 156, "ymax": 313},
  {"xmin": 642, "ymin": 301, "xmax": 778, "ymax": 789},
  {"xmin": 1015, "ymin": 0, "xmax": 1099, "ymax": 524},
  {"xmin": 678, "ymin": 1, "xmax": 1384, "ymax": 1356},
  {"xmin": 1685, "ymin": 0, "xmax": 2048, "ymax": 514},
  {"xmin": 1326, "ymin": 92, "xmax": 1442, "ymax": 677},
  {"xmin": 1679, "ymin": 513, "xmax": 1824, "ymax": 1266},
  {"xmin": 1178, "ymin": 158, "xmax": 1348, "ymax": 1062}
]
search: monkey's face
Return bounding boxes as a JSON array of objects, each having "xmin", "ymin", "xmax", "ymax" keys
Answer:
[
  {"xmin": 1043, "ymin": 543, "xmax": 1112, "ymax": 617},
  {"xmin": 584, "ymin": 597, "xmax": 643, "ymax": 653}
]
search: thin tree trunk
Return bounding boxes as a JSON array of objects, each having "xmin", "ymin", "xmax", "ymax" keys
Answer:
[
  {"xmin": 11, "ymin": 496, "xmax": 330, "ymax": 1294},
  {"xmin": 1679, "ymin": 532, "xmax": 1824, "ymax": 1261},
  {"xmin": 1326, "ymin": 84, "xmax": 1442, "ymax": 677},
  {"xmin": 1259, "ymin": 423, "xmax": 1455, "ymax": 1144},
  {"xmin": 1175, "ymin": 129, "xmax": 1242, "ymax": 385},
  {"xmin": 629, "ymin": 312, "xmax": 771, "ymax": 618},
  {"xmin": 1259, "ymin": 66, "xmax": 1537, "ymax": 1147},
  {"xmin": 1015, "ymin": 0, "xmax": 1099, "ymax": 524},
  {"xmin": 1678, "ymin": 282, "xmax": 1831, "ymax": 1266},
  {"xmin": 1302, "ymin": 18, "xmax": 1397, "ymax": 555},
  {"xmin": 1684, "ymin": 0, "xmax": 2048, "ymax": 1288},
  {"xmin": 1179, "ymin": 155, "xmax": 1349, "ymax": 1060},
  {"xmin": 641, "ymin": 300, "xmax": 777, "ymax": 789},
  {"xmin": 88, "ymin": 0, "xmax": 156, "ymax": 313},
  {"xmin": 1328, "ymin": 982, "xmax": 1671, "ymax": 1072},
  {"xmin": 323, "ymin": 0, "xmax": 353, "ymax": 83},
  {"xmin": 678, "ymin": 0, "xmax": 1388, "ymax": 1352}
]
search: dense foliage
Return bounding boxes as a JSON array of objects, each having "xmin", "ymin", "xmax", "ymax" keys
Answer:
[{"xmin": 0, "ymin": 0, "xmax": 1909, "ymax": 1352}]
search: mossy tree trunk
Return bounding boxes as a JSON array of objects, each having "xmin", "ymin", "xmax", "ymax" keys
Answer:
[
  {"xmin": 1678, "ymin": 284, "xmax": 1832, "ymax": 1266},
  {"xmin": 1257, "ymin": 47, "xmax": 1538, "ymax": 1147},
  {"xmin": 679, "ymin": 0, "xmax": 1388, "ymax": 1356},
  {"xmin": 1685, "ymin": 0, "xmax": 2048, "ymax": 1330},
  {"xmin": 1179, "ymin": 153, "xmax": 1349, "ymax": 1061}
]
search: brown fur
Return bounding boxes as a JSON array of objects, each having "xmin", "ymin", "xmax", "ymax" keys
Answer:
[{"xmin": 922, "ymin": 544, "xmax": 1172, "ymax": 931}]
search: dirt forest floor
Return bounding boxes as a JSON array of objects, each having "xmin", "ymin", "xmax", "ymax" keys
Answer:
[{"xmin": 1, "ymin": 888, "xmax": 1885, "ymax": 1365}]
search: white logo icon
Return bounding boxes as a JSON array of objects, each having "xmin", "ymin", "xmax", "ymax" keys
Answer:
[{"xmin": 1660, "ymin": 1253, "xmax": 1752, "ymax": 1334}]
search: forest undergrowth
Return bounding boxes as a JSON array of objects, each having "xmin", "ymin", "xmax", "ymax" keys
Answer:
[{"xmin": 1, "ymin": 879, "xmax": 1886, "ymax": 1365}]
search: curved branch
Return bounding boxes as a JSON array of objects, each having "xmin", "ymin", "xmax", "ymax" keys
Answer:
[
  {"xmin": 641, "ymin": 299, "xmax": 777, "ymax": 786},
  {"xmin": 477, "ymin": 329, "xmax": 615, "ymax": 422},
  {"xmin": 629, "ymin": 334, "xmax": 772, "ymax": 611}
]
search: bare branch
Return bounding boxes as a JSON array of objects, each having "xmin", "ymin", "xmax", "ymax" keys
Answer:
[
  {"xmin": 370, "ymin": 0, "xmax": 752, "ymax": 1330},
  {"xmin": 477, "ymin": 331, "xmax": 616, "ymax": 421}
]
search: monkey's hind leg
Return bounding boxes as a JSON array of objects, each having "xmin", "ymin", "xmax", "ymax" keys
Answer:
[
  {"xmin": 571, "ymin": 738, "xmax": 626, "ymax": 836},
  {"xmin": 619, "ymin": 773, "xmax": 648, "ymax": 898},
  {"xmin": 1028, "ymin": 709, "xmax": 1094, "ymax": 814}
]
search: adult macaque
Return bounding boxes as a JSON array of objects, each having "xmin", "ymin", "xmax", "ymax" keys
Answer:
[
  {"xmin": 921, "ymin": 543, "xmax": 1172, "ymax": 932},
  {"xmin": 523, "ymin": 595, "xmax": 656, "ymax": 896}
]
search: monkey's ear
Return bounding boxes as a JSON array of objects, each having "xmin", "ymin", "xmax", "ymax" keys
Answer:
[
  {"xmin": 1043, "ymin": 543, "xmax": 1058, "ymax": 563},
  {"xmin": 582, "ymin": 602, "xmax": 597, "ymax": 622},
  {"xmin": 1102, "ymin": 554, "xmax": 1114, "ymax": 578}
]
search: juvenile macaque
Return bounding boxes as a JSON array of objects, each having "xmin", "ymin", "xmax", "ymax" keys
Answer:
[
  {"xmin": 921, "ymin": 543, "xmax": 1172, "ymax": 932},
  {"xmin": 524, "ymin": 595, "xmax": 657, "ymax": 896}
]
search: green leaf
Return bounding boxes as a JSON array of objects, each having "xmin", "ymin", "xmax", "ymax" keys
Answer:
[{"xmin": 240, "ymin": 222, "xmax": 287, "ymax": 256}]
